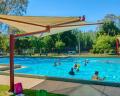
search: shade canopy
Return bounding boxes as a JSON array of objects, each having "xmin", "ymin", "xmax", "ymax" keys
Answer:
[
  {"xmin": 0, "ymin": 14, "xmax": 86, "ymax": 37},
  {"xmin": 117, "ymin": 37, "xmax": 120, "ymax": 42}
]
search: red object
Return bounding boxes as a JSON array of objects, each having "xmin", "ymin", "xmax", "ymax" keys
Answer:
[
  {"xmin": 81, "ymin": 15, "xmax": 85, "ymax": 21},
  {"xmin": 116, "ymin": 39, "xmax": 119, "ymax": 55},
  {"xmin": 10, "ymin": 34, "xmax": 15, "ymax": 92},
  {"xmin": 14, "ymin": 82, "xmax": 23, "ymax": 94}
]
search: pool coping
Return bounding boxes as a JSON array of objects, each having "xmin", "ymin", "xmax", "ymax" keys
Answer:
[
  {"xmin": 0, "ymin": 72, "xmax": 120, "ymax": 88},
  {"xmin": 0, "ymin": 64, "xmax": 21, "ymax": 71}
]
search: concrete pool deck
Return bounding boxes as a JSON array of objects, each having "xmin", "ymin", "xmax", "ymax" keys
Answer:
[
  {"xmin": 31, "ymin": 80, "xmax": 120, "ymax": 96},
  {"xmin": 0, "ymin": 75, "xmax": 120, "ymax": 96},
  {"xmin": 0, "ymin": 75, "xmax": 45, "ymax": 89}
]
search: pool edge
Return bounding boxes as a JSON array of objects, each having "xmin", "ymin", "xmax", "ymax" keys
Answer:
[{"xmin": 0, "ymin": 72, "xmax": 120, "ymax": 88}]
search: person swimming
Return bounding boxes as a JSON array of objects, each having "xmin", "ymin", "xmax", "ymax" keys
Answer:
[
  {"xmin": 84, "ymin": 59, "xmax": 89, "ymax": 66},
  {"xmin": 53, "ymin": 61, "xmax": 57, "ymax": 66},
  {"xmin": 53, "ymin": 59, "xmax": 61, "ymax": 66},
  {"xmin": 69, "ymin": 68, "xmax": 75, "ymax": 75},
  {"xmin": 92, "ymin": 71, "xmax": 105, "ymax": 80},
  {"xmin": 74, "ymin": 64, "xmax": 77, "ymax": 69}
]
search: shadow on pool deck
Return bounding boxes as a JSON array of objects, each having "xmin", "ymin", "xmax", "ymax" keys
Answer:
[{"xmin": 31, "ymin": 80, "xmax": 120, "ymax": 96}]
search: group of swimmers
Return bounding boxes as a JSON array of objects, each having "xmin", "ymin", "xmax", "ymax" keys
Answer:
[
  {"xmin": 69, "ymin": 59, "xmax": 88, "ymax": 76},
  {"xmin": 68, "ymin": 59, "xmax": 105, "ymax": 81},
  {"xmin": 54, "ymin": 59, "xmax": 105, "ymax": 81},
  {"xmin": 69, "ymin": 69, "xmax": 106, "ymax": 81}
]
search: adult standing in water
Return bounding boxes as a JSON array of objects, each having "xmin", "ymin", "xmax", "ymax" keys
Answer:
[{"xmin": 69, "ymin": 68, "xmax": 75, "ymax": 75}]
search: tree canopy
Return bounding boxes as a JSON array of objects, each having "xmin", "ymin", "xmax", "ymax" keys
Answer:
[
  {"xmin": 0, "ymin": 0, "xmax": 28, "ymax": 15},
  {"xmin": 97, "ymin": 14, "xmax": 120, "ymax": 36},
  {"xmin": 0, "ymin": 0, "xmax": 28, "ymax": 34},
  {"xmin": 92, "ymin": 35, "xmax": 116, "ymax": 54}
]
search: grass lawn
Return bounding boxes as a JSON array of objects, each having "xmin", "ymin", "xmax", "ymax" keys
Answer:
[{"xmin": 0, "ymin": 85, "xmax": 67, "ymax": 96}]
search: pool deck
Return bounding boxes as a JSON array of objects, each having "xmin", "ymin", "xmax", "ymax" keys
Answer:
[
  {"xmin": 31, "ymin": 80, "xmax": 120, "ymax": 96},
  {"xmin": 0, "ymin": 75, "xmax": 45, "ymax": 89},
  {"xmin": 0, "ymin": 75, "xmax": 120, "ymax": 96}
]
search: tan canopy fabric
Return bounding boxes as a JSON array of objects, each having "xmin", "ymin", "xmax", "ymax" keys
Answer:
[
  {"xmin": 0, "ymin": 14, "xmax": 85, "ymax": 37},
  {"xmin": 117, "ymin": 37, "xmax": 120, "ymax": 42}
]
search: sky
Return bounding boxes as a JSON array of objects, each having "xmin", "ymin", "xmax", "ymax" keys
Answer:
[{"xmin": 26, "ymin": 0, "xmax": 120, "ymax": 31}]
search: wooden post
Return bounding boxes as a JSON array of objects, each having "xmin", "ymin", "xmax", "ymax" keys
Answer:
[{"xmin": 9, "ymin": 34, "xmax": 15, "ymax": 92}]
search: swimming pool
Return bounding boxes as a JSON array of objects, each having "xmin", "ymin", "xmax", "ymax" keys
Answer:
[{"xmin": 0, "ymin": 57, "xmax": 120, "ymax": 83}]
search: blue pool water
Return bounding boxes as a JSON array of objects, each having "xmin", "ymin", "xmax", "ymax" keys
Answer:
[{"xmin": 0, "ymin": 57, "xmax": 120, "ymax": 83}]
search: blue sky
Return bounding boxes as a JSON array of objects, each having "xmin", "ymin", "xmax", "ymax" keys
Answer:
[{"xmin": 26, "ymin": 0, "xmax": 120, "ymax": 31}]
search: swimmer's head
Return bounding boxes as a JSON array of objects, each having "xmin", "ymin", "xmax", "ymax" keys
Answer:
[{"xmin": 95, "ymin": 71, "xmax": 99, "ymax": 75}]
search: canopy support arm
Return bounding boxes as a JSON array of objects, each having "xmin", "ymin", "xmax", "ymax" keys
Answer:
[
  {"xmin": 52, "ymin": 22, "xmax": 103, "ymax": 28},
  {"xmin": 51, "ymin": 18, "xmax": 81, "ymax": 28},
  {"xmin": 15, "ymin": 26, "xmax": 50, "ymax": 37}
]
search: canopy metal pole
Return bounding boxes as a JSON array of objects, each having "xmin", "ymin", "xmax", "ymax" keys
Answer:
[
  {"xmin": 116, "ymin": 39, "xmax": 119, "ymax": 55},
  {"xmin": 9, "ymin": 34, "xmax": 15, "ymax": 92},
  {"xmin": 9, "ymin": 28, "xmax": 49, "ymax": 92}
]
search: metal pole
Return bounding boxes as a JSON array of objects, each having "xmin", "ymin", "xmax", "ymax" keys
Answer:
[
  {"xmin": 116, "ymin": 39, "xmax": 119, "ymax": 55},
  {"xmin": 9, "ymin": 34, "xmax": 15, "ymax": 92},
  {"xmin": 78, "ymin": 40, "xmax": 80, "ymax": 55}
]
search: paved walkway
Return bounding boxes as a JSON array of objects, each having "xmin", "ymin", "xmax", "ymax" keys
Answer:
[
  {"xmin": 0, "ymin": 75, "xmax": 45, "ymax": 89},
  {"xmin": 0, "ymin": 75, "xmax": 120, "ymax": 96},
  {"xmin": 31, "ymin": 80, "xmax": 120, "ymax": 96}
]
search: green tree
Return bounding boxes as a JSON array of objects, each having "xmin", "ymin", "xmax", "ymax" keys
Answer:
[
  {"xmin": 0, "ymin": 0, "xmax": 28, "ymax": 15},
  {"xmin": 55, "ymin": 41, "xmax": 65, "ymax": 53},
  {"xmin": 104, "ymin": 14, "xmax": 120, "ymax": 29},
  {"xmin": 0, "ymin": 34, "xmax": 8, "ymax": 52},
  {"xmin": 98, "ymin": 20, "xmax": 120, "ymax": 36},
  {"xmin": 92, "ymin": 35, "xmax": 116, "ymax": 54},
  {"xmin": 74, "ymin": 30, "xmax": 96, "ymax": 52},
  {"xmin": 15, "ymin": 37, "xmax": 32, "ymax": 55},
  {"xmin": 42, "ymin": 36, "xmax": 54, "ymax": 52},
  {"xmin": 0, "ymin": 0, "xmax": 28, "ymax": 33},
  {"xmin": 60, "ymin": 30, "xmax": 77, "ymax": 49},
  {"xmin": 29, "ymin": 37, "xmax": 44, "ymax": 54},
  {"xmin": 97, "ymin": 14, "xmax": 120, "ymax": 36}
]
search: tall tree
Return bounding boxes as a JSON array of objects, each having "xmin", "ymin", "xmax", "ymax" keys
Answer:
[
  {"xmin": 98, "ymin": 20, "xmax": 120, "ymax": 36},
  {"xmin": 60, "ymin": 30, "xmax": 77, "ymax": 49},
  {"xmin": 0, "ymin": 34, "xmax": 8, "ymax": 52},
  {"xmin": 55, "ymin": 41, "xmax": 65, "ymax": 53},
  {"xmin": 92, "ymin": 35, "xmax": 116, "ymax": 54},
  {"xmin": 0, "ymin": 0, "xmax": 28, "ymax": 33},
  {"xmin": 0, "ymin": 0, "xmax": 28, "ymax": 15},
  {"xmin": 97, "ymin": 14, "xmax": 120, "ymax": 36},
  {"xmin": 42, "ymin": 36, "xmax": 54, "ymax": 52}
]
